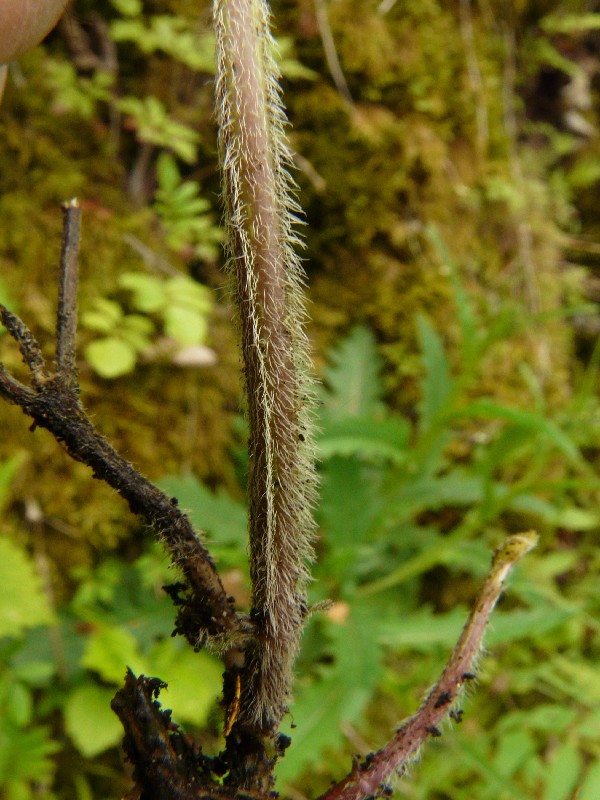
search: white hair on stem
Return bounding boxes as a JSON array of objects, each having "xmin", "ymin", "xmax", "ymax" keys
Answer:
[{"xmin": 214, "ymin": 0, "xmax": 318, "ymax": 732}]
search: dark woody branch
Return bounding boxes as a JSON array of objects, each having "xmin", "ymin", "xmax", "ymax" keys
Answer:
[{"xmin": 0, "ymin": 200, "xmax": 244, "ymax": 655}]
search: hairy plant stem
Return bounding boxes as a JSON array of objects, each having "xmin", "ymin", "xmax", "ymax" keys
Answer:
[
  {"xmin": 214, "ymin": 0, "xmax": 318, "ymax": 774},
  {"xmin": 317, "ymin": 532, "xmax": 538, "ymax": 800}
]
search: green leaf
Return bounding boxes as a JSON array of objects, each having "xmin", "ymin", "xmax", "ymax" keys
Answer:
[
  {"xmin": 377, "ymin": 606, "xmax": 467, "ymax": 650},
  {"xmin": 0, "ymin": 539, "xmax": 54, "ymax": 638},
  {"xmin": 318, "ymin": 457, "xmax": 384, "ymax": 553},
  {"xmin": 118, "ymin": 272, "xmax": 166, "ymax": 313},
  {"xmin": 117, "ymin": 96, "xmax": 200, "ymax": 163},
  {"xmin": 543, "ymin": 742, "xmax": 582, "ymax": 800},
  {"xmin": 157, "ymin": 473, "xmax": 247, "ymax": 548},
  {"xmin": 84, "ymin": 337, "xmax": 137, "ymax": 379},
  {"xmin": 276, "ymin": 603, "xmax": 383, "ymax": 786},
  {"xmin": 319, "ymin": 417, "xmax": 410, "ymax": 464},
  {"xmin": 384, "ymin": 468, "xmax": 484, "ymax": 523},
  {"xmin": 165, "ymin": 276, "xmax": 212, "ymax": 311},
  {"xmin": 378, "ymin": 605, "xmax": 574, "ymax": 651},
  {"xmin": 493, "ymin": 729, "xmax": 536, "ymax": 779},
  {"xmin": 485, "ymin": 607, "xmax": 575, "ymax": 646},
  {"xmin": 425, "ymin": 225, "xmax": 479, "ymax": 366},
  {"xmin": 123, "ymin": 314, "xmax": 155, "ymax": 335},
  {"xmin": 577, "ymin": 761, "xmax": 600, "ymax": 799},
  {"xmin": 541, "ymin": 13, "xmax": 600, "ymax": 33},
  {"xmin": 6, "ymin": 683, "xmax": 33, "ymax": 727},
  {"xmin": 417, "ymin": 313, "xmax": 454, "ymax": 431},
  {"xmin": 110, "ymin": 0, "xmax": 142, "ymax": 15},
  {"xmin": 9, "ymin": 659, "xmax": 55, "ymax": 688},
  {"xmin": 146, "ymin": 640, "xmax": 222, "ymax": 726},
  {"xmin": 0, "ymin": 454, "xmax": 24, "ymax": 511},
  {"xmin": 81, "ymin": 626, "xmax": 148, "ymax": 685},
  {"xmin": 64, "ymin": 684, "xmax": 123, "ymax": 758},
  {"xmin": 155, "ymin": 152, "xmax": 181, "ymax": 192},
  {"xmin": 455, "ymin": 738, "xmax": 533, "ymax": 800},
  {"xmin": 455, "ymin": 398, "xmax": 583, "ymax": 466},
  {"xmin": 163, "ymin": 304, "xmax": 209, "ymax": 346},
  {"xmin": 0, "ymin": 720, "xmax": 60, "ymax": 784},
  {"xmin": 496, "ymin": 705, "xmax": 578, "ymax": 742},
  {"xmin": 276, "ymin": 37, "xmax": 318, "ymax": 81},
  {"xmin": 81, "ymin": 297, "xmax": 123, "ymax": 333},
  {"xmin": 121, "ymin": 315, "xmax": 154, "ymax": 351},
  {"xmin": 322, "ymin": 326, "xmax": 383, "ymax": 420}
]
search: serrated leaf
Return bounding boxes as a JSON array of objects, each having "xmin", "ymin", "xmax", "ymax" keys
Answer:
[
  {"xmin": 319, "ymin": 417, "xmax": 410, "ymax": 464},
  {"xmin": 276, "ymin": 603, "xmax": 383, "ymax": 786},
  {"xmin": 84, "ymin": 337, "xmax": 137, "ymax": 379},
  {"xmin": 417, "ymin": 313, "xmax": 454, "ymax": 431},
  {"xmin": 318, "ymin": 457, "xmax": 384, "ymax": 553},
  {"xmin": 64, "ymin": 684, "xmax": 123, "ymax": 757},
  {"xmin": 384, "ymin": 468, "xmax": 483, "ymax": 523},
  {"xmin": 0, "ymin": 539, "xmax": 54, "ymax": 638},
  {"xmin": 158, "ymin": 473, "xmax": 247, "ymax": 548},
  {"xmin": 322, "ymin": 326, "xmax": 383, "ymax": 420},
  {"xmin": 455, "ymin": 398, "xmax": 583, "ymax": 466},
  {"xmin": 0, "ymin": 720, "xmax": 60, "ymax": 783}
]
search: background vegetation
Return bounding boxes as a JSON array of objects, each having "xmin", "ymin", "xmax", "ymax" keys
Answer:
[{"xmin": 2, "ymin": 0, "xmax": 600, "ymax": 798}]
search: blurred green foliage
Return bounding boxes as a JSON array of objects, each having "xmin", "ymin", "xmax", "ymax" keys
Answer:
[
  {"xmin": 81, "ymin": 271, "xmax": 214, "ymax": 378},
  {"xmin": 4, "ymin": 274, "xmax": 600, "ymax": 796},
  {"xmin": 3, "ymin": 0, "xmax": 600, "ymax": 798},
  {"xmin": 0, "ymin": 538, "xmax": 222, "ymax": 799}
]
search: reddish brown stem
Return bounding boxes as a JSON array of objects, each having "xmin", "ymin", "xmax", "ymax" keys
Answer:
[{"xmin": 317, "ymin": 533, "xmax": 537, "ymax": 800}]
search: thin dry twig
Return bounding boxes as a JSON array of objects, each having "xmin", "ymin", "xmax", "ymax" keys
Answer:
[
  {"xmin": 56, "ymin": 198, "xmax": 81, "ymax": 385},
  {"xmin": 317, "ymin": 532, "xmax": 538, "ymax": 800},
  {"xmin": 314, "ymin": 0, "xmax": 353, "ymax": 108},
  {"xmin": 459, "ymin": 0, "xmax": 489, "ymax": 155}
]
